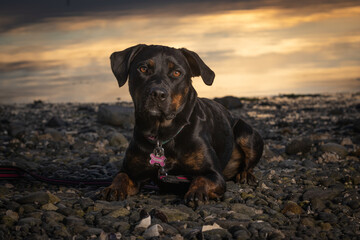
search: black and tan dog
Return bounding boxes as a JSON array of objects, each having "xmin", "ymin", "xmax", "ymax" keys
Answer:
[{"xmin": 101, "ymin": 44, "xmax": 263, "ymax": 205}]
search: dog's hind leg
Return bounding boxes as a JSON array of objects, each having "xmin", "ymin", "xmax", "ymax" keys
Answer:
[{"xmin": 232, "ymin": 118, "xmax": 264, "ymax": 184}]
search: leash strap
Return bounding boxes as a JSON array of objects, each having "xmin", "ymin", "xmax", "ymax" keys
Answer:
[
  {"xmin": 159, "ymin": 175, "xmax": 191, "ymax": 184},
  {"xmin": 0, "ymin": 165, "xmax": 112, "ymax": 186},
  {"xmin": 0, "ymin": 165, "xmax": 190, "ymax": 187}
]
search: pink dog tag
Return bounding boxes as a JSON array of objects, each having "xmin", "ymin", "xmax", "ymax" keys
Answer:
[{"xmin": 149, "ymin": 153, "xmax": 166, "ymax": 167}]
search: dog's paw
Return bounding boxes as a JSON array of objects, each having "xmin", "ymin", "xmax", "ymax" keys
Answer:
[
  {"xmin": 236, "ymin": 170, "xmax": 257, "ymax": 185},
  {"xmin": 184, "ymin": 177, "xmax": 222, "ymax": 207},
  {"xmin": 100, "ymin": 172, "xmax": 138, "ymax": 201}
]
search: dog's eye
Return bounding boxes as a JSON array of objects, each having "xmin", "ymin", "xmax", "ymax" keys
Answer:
[
  {"xmin": 172, "ymin": 70, "xmax": 181, "ymax": 77},
  {"xmin": 139, "ymin": 66, "xmax": 148, "ymax": 73}
]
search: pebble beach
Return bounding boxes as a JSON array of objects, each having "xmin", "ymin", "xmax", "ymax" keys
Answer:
[{"xmin": 0, "ymin": 93, "xmax": 359, "ymax": 239}]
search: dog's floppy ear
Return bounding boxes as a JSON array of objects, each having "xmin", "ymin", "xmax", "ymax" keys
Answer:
[
  {"xmin": 180, "ymin": 48, "xmax": 215, "ymax": 86},
  {"xmin": 110, "ymin": 44, "xmax": 146, "ymax": 87}
]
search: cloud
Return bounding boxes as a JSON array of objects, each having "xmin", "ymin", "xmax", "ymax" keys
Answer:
[
  {"xmin": 0, "ymin": 60, "xmax": 60, "ymax": 73},
  {"xmin": 1, "ymin": 0, "xmax": 359, "ymax": 33}
]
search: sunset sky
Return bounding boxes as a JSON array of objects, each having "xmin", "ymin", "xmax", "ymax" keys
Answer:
[{"xmin": 0, "ymin": 0, "xmax": 359, "ymax": 103}]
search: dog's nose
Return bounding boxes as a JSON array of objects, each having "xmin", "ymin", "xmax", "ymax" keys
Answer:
[{"xmin": 150, "ymin": 87, "xmax": 168, "ymax": 101}]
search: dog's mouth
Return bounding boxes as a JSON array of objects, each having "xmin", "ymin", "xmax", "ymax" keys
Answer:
[
  {"xmin": 148, "ymin": 109, "xmax": 162, "ymax": 117},
  {"xmin": 146, "ymin": 134, "xmax": 158, "ymax": 142},
  {"xmin": 145, "ymin": 106, "xmax": 176, "ymax": 120}
]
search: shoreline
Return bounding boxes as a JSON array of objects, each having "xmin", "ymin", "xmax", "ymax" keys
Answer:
[{"xmin": 0, "ymin": 93, "xmax": 359, "ymax": 239}]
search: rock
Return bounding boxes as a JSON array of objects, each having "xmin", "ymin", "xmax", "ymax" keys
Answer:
[
  {"xmin": 202, "ymin": 223, "xmax": 223, "ymax": 232},
  {"xmin": 303, "ymin": 187, "xmax": 343, "ymax": 202},
  {"xmin": 281, "ymin": 201, "xmax": 302, "ymax": 215},
  {"xmin": 320, "ymin": 143, "xmax": 348, "ymax": 158},
  {"xmin": 46, "ymin": 116, "xmax": 66, "ymax": 128},
  {"xmin": 106, "ymin": 208, "xmax": 130, "ymax": 218},
  {"xmin": 41, "ymin": 203, "xmax": 58, "ymax": 211},
  {"xmin": 16, "ymin": 191, "xmax": 50, "ymax": 205},
  {"xmin": 318, "ymin": 212, "xmax": 338, "ymax": 224},
  {"xmin": 93, "ymin": 200, "xmax": 125, "ymax": 211},
  {"xmin": 47, "ymin": 192, "xmax": 61, "ymax": 204},
  {"xmin": 202, "ymin": 228, "xmax": 233, "ymax": 239},
  {"xmin": 214, "ymin": 96, "xmax": 243, "ymax": 109},
  {"xmin": 42, "ymin": 211, "xmax": 65, "ymax": 223},
  {"xmin": 135, "ymin": 215, "xmax": 151, "ymax": 230},
  {"xmin": 2, "ymin": 215, "xmax": 17, "ymax": 227},
  {"xmin": 109, "ymin": 132, "xmax": 129, "ymax": 148},
  {"xmin": 97, "ymin": 105, "xmax": 134, "ymax": 127},
  {"xmin": 285, "ymin": 137, "xmax": 312, "ymax": 155},
  {"xmin": 301, "ymin": 217, "xmax": 315, "ymax": 227},
  {"xmin": 5, "ymin": 210, "xmax": 19, "ymax": 222},
  {"xmin": 8, "ymin": 122, "xmax": 26, "ymax": 138},
  {"xmin": 81, "ymin": 227, "xmax": 104, "ymax": 237},
  {"xmin": 231, "ymin": 203, "xmax": 259, "ymax": 217},
  {"xmin": 64, "ymin": 216, "xmax": 86, "ymax": 227},
  {"xmin": 17, "ymin": 217, "xmax": 42, "ymax": 227},
  {"xmin": 320, "ymin": 222, "xmax": 332, "ymax": 231},
  {"xmin": 143, "ymin": 224, "xmax": 163, "ymax": 238},
  {"xmin": 160, "ymin": 207, "xmax": 190, "ymax": 222}
]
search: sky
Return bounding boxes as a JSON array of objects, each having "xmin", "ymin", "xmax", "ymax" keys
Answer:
[{"xmin": 0, "ymin": 0, "xmax": 359, "ymax": 103}]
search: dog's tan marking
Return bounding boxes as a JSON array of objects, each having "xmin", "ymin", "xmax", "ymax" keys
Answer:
[
  {"xmin": 184, "ymin": 150, "xmax": 204, "ymax": 171},
  {"xmin": 171, "ymin": 94, "xmax": 183, "ymax": 111},
  {"xmin": 223, "ymin": 146, "xmax": 242, "ymax": 180}
]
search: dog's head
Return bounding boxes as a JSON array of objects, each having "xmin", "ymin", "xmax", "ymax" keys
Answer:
[{"xmin": 110, "ymin": 44, "xmax": 214, "ymax": 121}]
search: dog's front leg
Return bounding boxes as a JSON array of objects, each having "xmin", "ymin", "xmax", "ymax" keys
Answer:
[
  {"xmin": 101, "ymin": 172, "xmax": 139, "ymax": 201},
  {"xmin": 185, "ymin": 172, "xmax": 225, "ymax": 206}
]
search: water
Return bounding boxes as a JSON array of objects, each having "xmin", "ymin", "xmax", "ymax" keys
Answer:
[{"xmin": 1, "ymin": 1, "xmax": 359, "ymax": 103}]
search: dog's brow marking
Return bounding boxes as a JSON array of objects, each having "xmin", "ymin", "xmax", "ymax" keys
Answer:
[
  {"xmin": 148, "ymin": 59, "xmax": 155, "ymax": 67},
  {"xmin": 168, "ymin": 62, "xmax": 175, "ymax": 69}
]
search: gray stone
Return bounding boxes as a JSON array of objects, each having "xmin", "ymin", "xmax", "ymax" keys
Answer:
[
  {"xmin": 303, "ymin": 187, "xmax": 343, "ymax": 201},
  {"xmin": 202, "ymin": 228, "xmax": 232, "ymax": 240},
  {"xmin": 143, "ymin": 224, "xmax": 163, "ymax": 238},
  {"xmin": 16, "ymin": 191, "xmax": 50, "ymax": 205},
  {"xmin": 106, "ymin": 207, "xmax": 131, "ymax": 218},
  {"xmin": 81, "ymin": 227, "xmax": 104, "ymax": 237},
  {"xmin": 214, "ymin": 96, "xmax": 243, "ymax": 109},
  {"xmin": 97, "ymin": 105, "xmax": 134, "ymax": 127},
  {"xmin": 64, "ymin": 216, "xmax": 86, "ymax": 227},
  {"xmin": 46, "ymin": 116, "xmax": 66, "ymax": 128},
  {"xmin": 285, "ymin": 137, "xmax": 312, "ymax": 155},
  {"xmin": 318, "ymin": 212, "xmax": 338, "ymax": 224},
  {"xmin": 160, "ymin": 207, "xmax": 191, "ymax": 222},
  {"xmin": 109, "ymin": 132, "xmax": 129, "ymax": 149},
  {"xmin": 231, "ymin": 203, "xmax": 259, "ymax": 217},
  {"xmin": 42, "ymin": 211, "xmax": 65, "ymax": 223},
  {"xmin": 17, "ymin": 217, "xmax": 42, "ymax": 227},
  {"xmin": 320, "ymin": 143, "xmax": 348, "ymax": 158}
]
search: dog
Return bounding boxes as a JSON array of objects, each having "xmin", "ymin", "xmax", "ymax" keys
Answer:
[{"xmin": 101, "ymin": 44, "xmax": 264, "ymax": 205}]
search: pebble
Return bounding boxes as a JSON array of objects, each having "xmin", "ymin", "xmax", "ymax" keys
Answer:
[
  {"xmin": 143, "ymin": 224, "xmax": 163, "ymax": 238},
  {"xmin": 97, "ymin": 104, "xmax": 134, "ymax": 127},
  {"xmin": 109, "ymin": 132, "xmax": 129, "ymax": 149},
  {"xmin": 281, "ymin": 201, "xmax": 302, "ymax": 215},
  {"xmin": 285, "ymin": 137, "xmax": 312, "ymax": 155},
  {"xmin": 320, "ymin": 142, "xmax": 348, "ymax": 158},
  {"xmin": 15, "ymin": 191, "xmax": 50, "ymax": 205},
  {"xmin": 0, "ymin": 94, "xmax": 359, "ymax": 239}
]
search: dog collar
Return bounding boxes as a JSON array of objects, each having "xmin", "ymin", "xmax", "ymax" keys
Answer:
[{"xmin": 146, "ymin": 126, "xmax": 184, "ymax": 145}]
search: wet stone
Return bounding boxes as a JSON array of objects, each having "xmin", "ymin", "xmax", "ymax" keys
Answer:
[
  {"xmin": 320, "ymin": 143, "xmax": 348, "ymax": 158},
  {"xmin": 285, "ymin": 137, "xmax": 312, "ymax": 155},
  {"xmin": 16, "ymin": 191, "xmax": 50, "ymax": 205}
]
